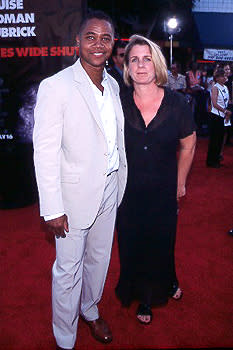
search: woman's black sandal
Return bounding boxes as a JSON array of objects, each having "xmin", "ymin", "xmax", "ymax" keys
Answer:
[{"xmin": 136, "ymin": 303, "xmax": 153, "ymax": 324}]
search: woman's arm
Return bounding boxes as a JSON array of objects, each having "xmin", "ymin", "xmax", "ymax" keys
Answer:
[{"xmin": 177, "ymin": 132, "xmax": 196, "ymax": 200}]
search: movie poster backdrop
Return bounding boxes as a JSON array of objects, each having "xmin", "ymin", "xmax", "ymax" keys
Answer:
[{"xmin": 0, "ymin": 0, "xmax": 82, "ymax": 208}]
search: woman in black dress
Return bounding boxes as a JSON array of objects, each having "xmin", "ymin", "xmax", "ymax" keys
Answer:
[{"xmin": 115, "ymin": 35, "xmax": 196, "ymax": 324}]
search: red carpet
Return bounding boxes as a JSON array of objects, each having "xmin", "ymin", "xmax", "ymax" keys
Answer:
[{"xmin": 0, "ymin": 137, "xmax": 233, "ymax": 350}]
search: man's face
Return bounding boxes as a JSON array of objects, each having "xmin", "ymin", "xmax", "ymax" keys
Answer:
[
  {"xmin": 113, "ymin": 47, "xmax": 125, "ymax": 70},
  {"xmin": 76, "ymin": 18, "xmax": 114, "ymax": 71},
  {"xmin": 171, "ymin": 64, "xmax": 178, "ymax": 75}
]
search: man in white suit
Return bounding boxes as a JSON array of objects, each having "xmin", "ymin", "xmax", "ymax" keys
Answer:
[{"xmin": 33, "ymin": 11, "xmax": 127, "ymax": 350}]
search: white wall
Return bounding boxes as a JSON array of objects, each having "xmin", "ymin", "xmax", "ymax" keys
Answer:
[{"xmin": 193, "ymin": 0, "xmax": 233, "ymax": 13}]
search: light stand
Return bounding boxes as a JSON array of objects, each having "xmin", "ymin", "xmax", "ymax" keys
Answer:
[
  {"xmin": 169, "ymin": 34, "xmax": 173, "ymax": 68},
  {"xmin": 165, "ymin": 17, "xmax": 180, "ymax": 69}
]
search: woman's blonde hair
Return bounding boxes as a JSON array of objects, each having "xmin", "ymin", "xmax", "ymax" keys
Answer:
[{"xmin": 123, "ymin": 34, "xmax": 168, "ymax": 87}]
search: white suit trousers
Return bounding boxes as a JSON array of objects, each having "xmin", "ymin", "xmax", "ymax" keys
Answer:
[{"xmin": 52, "ymin": 171, "xmax": 118, "ymax": 349}]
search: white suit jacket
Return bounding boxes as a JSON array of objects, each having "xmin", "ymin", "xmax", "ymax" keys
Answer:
[{"xmin": 33, "ymin": 59, "xmax": 127, "ymax": 229}]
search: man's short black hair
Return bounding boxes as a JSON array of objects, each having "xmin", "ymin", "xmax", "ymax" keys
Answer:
[
  {"xmin": 78, "ymin": 10, "xmax": 115, "ymax": 36},
  {"xmin": 112, "ymin": 39, "xmax": 127, "ymax": 56}
]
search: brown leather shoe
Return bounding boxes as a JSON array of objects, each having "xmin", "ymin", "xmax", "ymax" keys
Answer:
[{"xmin": 86, "ymin": 317, "xmax": 113, "ymax": 343}]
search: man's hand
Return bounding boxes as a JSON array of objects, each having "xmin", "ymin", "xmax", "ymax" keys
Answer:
[{"xmin": 45, "ymin": 214, "xmax": 69, "ymax": 238}]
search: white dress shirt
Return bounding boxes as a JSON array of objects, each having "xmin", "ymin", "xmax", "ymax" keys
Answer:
[{"xmin": 44, "ymin": 69, "xmax": 119, "ymax": 221}]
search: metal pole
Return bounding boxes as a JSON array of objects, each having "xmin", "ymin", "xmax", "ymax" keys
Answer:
[{"xmin": 170, "ymin": 34, "xmax": 173, "ymax": 68}]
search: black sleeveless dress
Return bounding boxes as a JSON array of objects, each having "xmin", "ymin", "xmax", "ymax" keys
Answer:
[{"xmin": 116, "ymin": 87, "xmax": 195, "ymax": 306}]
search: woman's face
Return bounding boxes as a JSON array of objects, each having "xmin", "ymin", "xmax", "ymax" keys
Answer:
[
  {"xmin": 224, "ymin": 65, "xmax": 231, "ymax": 77},
  {"xmin": 128, "ymin": 44, "xmax": 156, "ymax": 86}
]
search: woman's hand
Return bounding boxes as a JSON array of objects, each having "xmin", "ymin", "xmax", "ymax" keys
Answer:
[
  {"xmin": 225, "ymin": 110, "xmax": 232, "ymax": 123},
  {"xmin": 177, "ymin": 184, "xmax": 186, "ymax": 201},
  {"xmin": 177, "ymin": 132, "xmax": 196, "ymax": 202}
]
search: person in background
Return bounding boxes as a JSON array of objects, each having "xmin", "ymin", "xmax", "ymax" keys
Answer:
[
  {"xmin": 206, "ymin": 63, "xmax": 220, "ymax": 93},
  {"xmin": 33, "ymin": 11, "xmax": 127, "ymax": 350},
  {"xmin": 108, "ymin": 39, "xmax": 129, "ymax": 97},
  {"xmin": 222, "ymin": 62, "xmax": 233, "ymax": 145},
  {"xmin": 206, "ymin": 63, "xmax": 220, "ymax": 114},
  {"xmin": 115, "ymin": 34, "xmax": 196, "ymax": 324},
  {"xmin": 186, "ymin": 61, "xmax": 203, "ymax": 91},
  {"xmin": 223, "ymin": 63, "xmax": 233, "ymax": 102},
  {"xmin": 167, "ymin": 62, "xmax": 187, "ymax": 93},
  {"xmin": 206, "ymin": 67, "xmax": 231, "ymax": 168},
  {"xmin": 186, "ymin": 62, "xmax": 206, "ymax": 133}
]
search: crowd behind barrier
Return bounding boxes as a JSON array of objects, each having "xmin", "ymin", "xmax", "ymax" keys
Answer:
[{"xmin": 164, "ymin": 60, "xmax": 233, "ymax": 140}]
